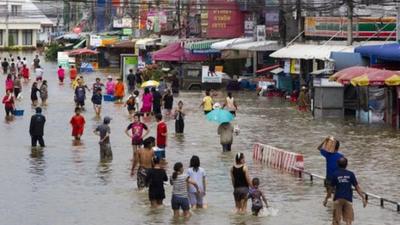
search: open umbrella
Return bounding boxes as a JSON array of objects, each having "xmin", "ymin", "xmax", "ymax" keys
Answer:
[
  {"xmin": 206, "ymin": 109, "xmax": 234, "ymax": 124},
  {"xmin": 141, "ymin": 80, "xmax": 160, "ymax": 88},
  {"xmin": 329, "ymin": 66, "xmax": 374, "ymax": 85},
  {"xmin": 351, "ymin": 69, "xmax": 400, "ymax": 86}
]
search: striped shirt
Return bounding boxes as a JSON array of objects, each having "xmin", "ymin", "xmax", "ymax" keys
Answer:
[{"xmin": 171, "ymin": 174, "xmax": 188, "ymax": 198}]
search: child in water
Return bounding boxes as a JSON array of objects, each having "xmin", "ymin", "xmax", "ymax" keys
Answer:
[
  {"xmin": 248, "ymin": 178, "xmax": 269, "ymax": 216},
  {"xmin": 70, "ymin": 107, "xmax": 86, "ymax": 141}
]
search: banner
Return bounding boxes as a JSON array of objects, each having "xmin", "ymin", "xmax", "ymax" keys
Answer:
[
  {"xmin": 207, "ymin": 0, "xmax": 244, "ymax": 38},
  {"xmin": 305, "ymin": 17, "xmax": 396, "ymax": 39},
  {"xmin": 244, "ymin": 14, "xmax": 255, "ymax": 37}
]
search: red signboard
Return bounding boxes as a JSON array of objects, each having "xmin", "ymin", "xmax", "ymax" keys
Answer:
[{"xmin": 207, "ymin": 0, "xmax": 244, "ymax": 38}]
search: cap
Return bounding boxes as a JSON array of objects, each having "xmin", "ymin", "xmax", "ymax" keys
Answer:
[
  {"xmin": 103, "ymin": 116, "xmax": 112, "ymax": 124},
  {"xmin": 107, "ymin": 75, "xmax": 112, "ymax": 79}
]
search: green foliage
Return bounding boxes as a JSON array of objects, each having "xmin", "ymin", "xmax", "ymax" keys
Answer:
[{"xmin": 45, "ymin": 43, "xmax": 64, "ymax": 61}]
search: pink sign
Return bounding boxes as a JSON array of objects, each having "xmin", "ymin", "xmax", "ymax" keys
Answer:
[{"xmin": 207, "ymin": 0, "xmax": 244, "ymax": 38}]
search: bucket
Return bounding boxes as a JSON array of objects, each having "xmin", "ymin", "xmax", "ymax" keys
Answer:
[
  {"xmin": 13, "ymin": 109, "xmax": 24, "ymax": 116},
  {"xmin": 103, "ymin": 94, "xmax": 115, "ymax": 102}
]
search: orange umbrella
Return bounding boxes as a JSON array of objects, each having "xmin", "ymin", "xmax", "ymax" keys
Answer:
[{"xmin": 351, "ymin": 69, "xmax": 400, "ymax": 86}]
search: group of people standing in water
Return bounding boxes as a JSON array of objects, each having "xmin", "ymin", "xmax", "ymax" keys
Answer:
[{"xmin": 1, "ymin": 54, "xmax": 274, "ymax": 219}]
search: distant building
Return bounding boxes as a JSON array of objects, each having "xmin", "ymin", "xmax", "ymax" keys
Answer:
[{"xmin": 0, "ymin": 0, "xmax": 53, "ymax": 48}]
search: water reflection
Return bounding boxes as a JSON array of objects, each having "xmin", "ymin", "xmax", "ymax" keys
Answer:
[
  {"xmin": 97, "ymin": 162, "xmax": 112, "ymax": 185},
  {"xmin": 29, "ymin": 148, "xmax": 46, "ymax": 191}
]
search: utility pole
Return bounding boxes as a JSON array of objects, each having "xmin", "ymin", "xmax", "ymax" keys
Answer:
[
  {"xmin": 296, "ymin": 0, "xmax": 303, "ymax": 42},
  {"xmin": 346, "ymin": 0, "xmax": 354, "ymax": 46},
  {"xmin": 5, "ymin": 0, "xmax": 9, "ymax": 47},
  {"xmin": 279, "ymin": 0, "xmax": 287, "ymax": 45},
  {"xmin": 177, "ymin": 0, "xmax": 181, "ymax": 37},
  {"xmin": 396, "ymin": 1, "xmax": 400, "ymax": 42}
]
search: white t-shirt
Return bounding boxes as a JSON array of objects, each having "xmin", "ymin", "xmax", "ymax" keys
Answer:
[
  {"xmin": 35, "ymin": 68, "xmax": 43, "ymax": 77},
  {"xmin": 187, "ymin": 167, "xmax": 206, "ymax": 193}
]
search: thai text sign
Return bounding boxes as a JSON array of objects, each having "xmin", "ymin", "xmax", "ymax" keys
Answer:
[{"xmin": 207, "ymin": 0, "xmax": 244, "ymax": 38}]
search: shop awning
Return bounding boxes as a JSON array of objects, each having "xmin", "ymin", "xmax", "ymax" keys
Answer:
[
  {"xmin": 68, "ymin": 48, "xmax": 99, "ymax": 56},
  {"xmin": 111, "ymin": 39, "xmax": 136, "ymax": 48},
  {"xmin": 354, "ymin": 43, "xmax": 400, "ymax": 61},
  {"xmin": 310, "ymin": 69, "xmax": 334, "ymax": 75},
  {"xmin": 73, "ymin": 39, "xmax": 86, "ymax": 49},
  {"xmin": 186, "ymin": 39, "xmax": 222, "ymax": 50},
  {"xmin": 256, "ymin": 64, "xmax": 280, "ymax": 73},
  {"xmin": 230, "ymin": 40, "xmax": 280, "ymax": 51},
  {"xmin": 152, "ymin": 42, "xmax": 208, "ymax": 62},
  {"xmin": 270, "ymin": 67, "xmax": 284, "ymax": 74},
  {"xmin": 135, "ymin": 38, "xmax": 160, "ymax": 50},
  {"xmin": 270, "ymin": 44, "xmax": 355, "ymax": 60},
  {"xmin": 211, "ymin": 37, "xmax": 254, "ymax": 50}
]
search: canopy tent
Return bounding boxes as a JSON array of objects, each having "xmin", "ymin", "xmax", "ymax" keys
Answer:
[
  {"xmin": 354, "ymin": 43, "xmax": 400, "ymax": 61},
  {"xmin": 68, "ymin": 48, "xmax": 99, "ymax": 56},
  {"xmin": 270, "ymin": 44, "xmax": 355, "ymax": 60},
  {"xmin": 229, "ymin": 40, "xmax": 280, "ymax": 51},
  {"xmin": 211, "ymin": 37, "xmax": 254, "ymax": 50},
  {"xmin": 152, "ymin": 42, "xmax": 208, "ymax": 62}
]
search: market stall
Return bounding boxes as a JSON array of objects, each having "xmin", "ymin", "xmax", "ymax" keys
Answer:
[{"xmin": 68, "ymin": 48, "xmax": 99, "ymax": 73}]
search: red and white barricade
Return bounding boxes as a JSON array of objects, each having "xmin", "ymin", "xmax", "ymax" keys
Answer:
[{"xmin": 253, "ymin": 143, "xmax": 304, "ymax": 173}]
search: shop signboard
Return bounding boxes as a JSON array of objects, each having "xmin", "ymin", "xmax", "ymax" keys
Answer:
[
  {"xmin": 201, "ymin": 66, "xmax": 222, "ymax": 83},
  {"xmin": 256, "ymin": 25, "xmax": 266, "ymax": 41},
  {"xmin": 57, "ymin": 51, "xmax": 70, "ymax": 69},
  {"xmin": 244, "ymin": 14, "xmax": 255, "ymax": 37},
  {"xmin": 207, "ymin": 0, "xmax": 244, "ymax": 38},
  {"xmin": 122, "ymin": 28, "xmax": 133, "ymax": 35},
  {"xmin": 265, "ymin": 6, "xmax": 280, "ymax": 37},
  {"xmin": 120, "ymin": 54, "xmax": 138, "ymax": 81},
  {"xmin": 90, "ymin": 35, "xmax": 102, "ymax": 47},
  {"xmin": 113, "ymin": 18, "xmax": 133, "ymax": 28},
  {"xmin": 290, "ymin": 59, "xmax": 300, "ymax": 74},
  {"xmin": 305, "ymin": 17, "xmax": 396, "ymax": 39}
]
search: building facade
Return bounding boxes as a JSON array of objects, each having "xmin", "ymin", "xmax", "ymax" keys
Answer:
[{"xmin": 0, "ymin": 0, "xmax": 52, "ymax": 48}]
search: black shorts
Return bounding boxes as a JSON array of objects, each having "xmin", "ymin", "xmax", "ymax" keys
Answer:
[
  {"xmin": 204, "ymin": 110, "xmax": 211, "ymax": 115},
  {"xmin": 233, "ymin": 187, "xmax": 249, "ymax": 202}
]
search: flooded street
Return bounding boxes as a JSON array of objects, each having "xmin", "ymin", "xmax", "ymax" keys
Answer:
[{"xmin": 0, "ymin": 55, "xmax": 399, "ymax": 225}]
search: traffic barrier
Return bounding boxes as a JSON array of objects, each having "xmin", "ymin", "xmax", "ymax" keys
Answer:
[
  {"xmin": 292, "ymin": 168, "xmax": 400, "ymax": 212},
  {"xmin": 253, "ymin": 143, "xmax": 304, "ymax": 173}
]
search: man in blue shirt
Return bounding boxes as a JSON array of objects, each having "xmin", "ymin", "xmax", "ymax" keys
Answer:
[
  {"xmin": 325, "ymin": 157, "xmax": 367, "ymax": 225},
  {"xmin": 318, "ymin": 137, "xmax": 343, "ymax": 202}
]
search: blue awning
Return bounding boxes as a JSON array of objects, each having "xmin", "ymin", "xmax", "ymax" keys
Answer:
[{"xmin": 354, "ymin": 43, "xmax": 400, "ymax": 61}]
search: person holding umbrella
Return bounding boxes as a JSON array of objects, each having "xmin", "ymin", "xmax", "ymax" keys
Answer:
[
  {"xmin": 217, "ymin": 122, "xmax": 234, "ymax": 152},
  {"xmin": 206, "ymin": 104, "xmax": 236, "ymax": 152}
]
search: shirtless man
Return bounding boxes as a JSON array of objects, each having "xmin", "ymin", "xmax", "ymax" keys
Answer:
[{"xmin": 131, "ymin": 136, "xmax": 155, "ymax": 190}]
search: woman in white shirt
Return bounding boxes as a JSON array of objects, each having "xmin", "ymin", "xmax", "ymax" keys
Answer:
[{"xmin": 187, "ymin": 155, "xmax": 207, "ymax": 209}]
